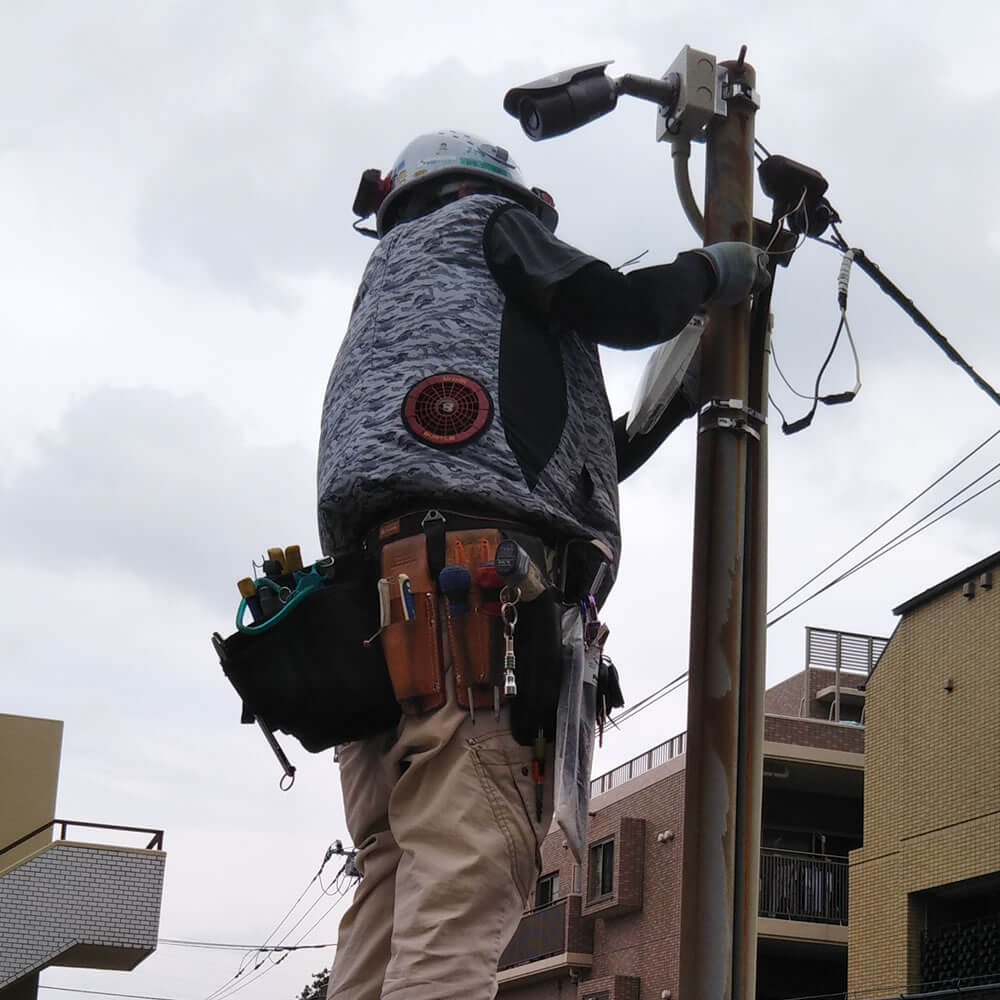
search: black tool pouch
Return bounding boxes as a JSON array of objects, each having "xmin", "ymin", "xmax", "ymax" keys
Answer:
[
  {"xmin": 212, "ymin": 570, "xmax": 400, "ymax": 754},
  {"xmin": 508, "ymin": 589, "xmax": 565, "ymax": 747}
]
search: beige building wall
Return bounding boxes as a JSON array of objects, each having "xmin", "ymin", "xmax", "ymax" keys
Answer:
[
  {"xmin": 848, "ymin": 564, "xmax": 1000, "ymax": 997},
  {"xmin": 0, "ymin": 714, "xmax": 63, "ymax": 868}
]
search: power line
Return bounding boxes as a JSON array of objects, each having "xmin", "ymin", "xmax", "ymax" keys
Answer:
[
  {"xmin": 200, "ymin": 844, "xmax": 335, "ymax": 1000},
  {"xmin": 767, "ymin": 467, "xmax": 1000, "ymax": 627},
  {"xmin": 823, "ymin": 222, "xmax": 1000, "ymax": 409},
  {"xmin": 39, "ymin": 989, "xmax": 185, "ymax": 1000},
  {"xmin": 159, "ymin": 937, "xmax": 335, "ymax": 951},
  {"xmin": 768, "ymin": 426, "xmax": 1000, "ymax": 617}
]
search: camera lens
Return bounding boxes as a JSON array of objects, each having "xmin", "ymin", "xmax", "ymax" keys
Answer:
[{"xmin": 520, "ymin": 102, "xmax": 543, "ymax": 140}]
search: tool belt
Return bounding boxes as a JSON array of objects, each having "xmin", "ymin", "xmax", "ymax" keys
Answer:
[
  {"xmin": 369, "ymin": 509, "xmax": 566, "ymax": 746},
  {"xmin": 212, "ymin": 550, "xmax": 400, "ymax": 756}
]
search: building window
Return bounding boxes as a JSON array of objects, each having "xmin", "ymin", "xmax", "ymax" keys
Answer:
[
  {"xmin": 535, "ymin": 871, "xmax": 559, "ymax": 907},
  {"xmin": 589, "ymin": 837, "xmax": 615, "ymax": 900}
]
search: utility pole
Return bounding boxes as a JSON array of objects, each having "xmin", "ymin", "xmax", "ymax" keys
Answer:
[
  {"xmin": 677, "ymin": 52, "xmax": 767, "ymax": 1000},
  {"xmin": 502, "ymin": 47, "xmax": 771, "ymax": 999}
]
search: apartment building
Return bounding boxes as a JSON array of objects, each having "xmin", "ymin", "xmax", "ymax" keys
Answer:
[
  {"xmin": 0, "ymin": 713, "xmax": 167, "ymax": 1000},
  {"xmin": 498, "ymin": 626, "xmax": 880, "ymax": 1000},
  {"xmin": 848, "ymin": 551, "xmax": 1000, "ymax": 998}
]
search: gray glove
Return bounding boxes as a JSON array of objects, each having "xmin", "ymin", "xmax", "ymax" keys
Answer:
[{"xmin": 697, "ymin": 241, "xmax": 771, "ymax": 305}]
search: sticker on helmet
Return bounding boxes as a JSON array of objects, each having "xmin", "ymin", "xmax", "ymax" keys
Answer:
[{"xmin": 402, "ymin": 373, "xmax": 493, "ymax": 447}]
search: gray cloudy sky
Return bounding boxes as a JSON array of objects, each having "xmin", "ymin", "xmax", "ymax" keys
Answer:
[{"xmin": 4, "ymin": 2, "xmax": 999, "ymax": 997}]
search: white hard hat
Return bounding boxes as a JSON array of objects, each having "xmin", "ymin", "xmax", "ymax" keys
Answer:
[{"xmin": 375, "ymin": 129, "xmax": 557, "ymax": 236}]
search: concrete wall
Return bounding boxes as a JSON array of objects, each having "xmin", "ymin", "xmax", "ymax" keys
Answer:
[
  {"xmin": 0, "ymin": 715, "xmax": 62, "ymax": 867},
  {"xmin": 848, "ymin": 563, "xmax": 1000, "ymax": 997}
]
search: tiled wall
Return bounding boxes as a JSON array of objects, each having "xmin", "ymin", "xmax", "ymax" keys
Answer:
[{"xmin": 0, "ymin": 842, "xmax": 165, "ymax": 987}]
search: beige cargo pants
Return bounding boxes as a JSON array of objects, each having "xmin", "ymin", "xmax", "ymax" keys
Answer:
[{"xmin": 327, "ymin": 663, "xmax": 554, "ymax": 1000}]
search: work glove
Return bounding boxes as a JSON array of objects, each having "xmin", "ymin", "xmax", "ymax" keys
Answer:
[{"xmin": 697, "ymin": 241, "xmax": 771, "ymax": 305}]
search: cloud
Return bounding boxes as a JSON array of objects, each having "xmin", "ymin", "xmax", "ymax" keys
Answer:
[{"xmin": 1, "ymin": 386, "xmax": 318, "ymax": 608}]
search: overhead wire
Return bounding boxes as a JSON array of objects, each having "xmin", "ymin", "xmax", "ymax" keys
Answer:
[
  {"xmin": 767, "ymin": 460, "xmax": 1000, "ymax": 627},
  {"xmin": 200, "ymin": 843, "xmax": 342, "ymax": 1000},
  {"xmin": 159, "ymin": 937, "xmax": 335, "ymax": 952},
  {"xmin": 209, "ymin": 885, "xmax": 349, "ymax": 1000},
  {"xmin": 767, "ymin": 424, "xmax": 1000, "ymax": 616}
]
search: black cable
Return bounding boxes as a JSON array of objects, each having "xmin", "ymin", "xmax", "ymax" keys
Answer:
[
  {"xmin": 160, "ymin": 937, "xmax": 335, "ymax": 951},
  {"xmin": 202, "ymin": 844, "xmax": 335, "ymax": 1000},
  {"xmin": 39, "ymin": 990, "xmax": 186, "ymax": 1000},
  {"xmin": 767, "ymin": 467, "xmax": 1000, "ymax": 628},
  {"xmin": 820, "ymin": 222, "xmax": 1000, "ymax": 408},
  {"xmin": 822, "ymin": 470, "xmax": 1000, "ymax": 588},
  {"xmin": 768, "ymin": 425, "xmax": 1000, "ymax": 615},
  {"xmin": 212, "ymin": 889, "xmax": 347, "ymax": 1000}
]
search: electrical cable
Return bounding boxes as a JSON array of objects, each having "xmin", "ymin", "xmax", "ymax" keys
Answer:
[
  {"xmin": 767, "ymin": 463, "xmax": 1000, "ymax": 628},
  {"xmin": 39, "ymin": 990, "xmax": 187, "ymax": 1000},
  {"xmin": 771, "ymin": 341, "xmax": 819, "ymax": 400},
  {"xmin": 159, "ymin": 937, "xmax": 335, "ymax": 951},
  {"xmin": 604, "ymin": 669, "xmax": 690, "ymax": 731},
  {"xmin": 200, "ymin": 843, "xmax": 338, "ymax": 1000},
  {"xmin": 819, "ymin": 220, "xmax": 1000, "ymax": 409},
  {"xmin": 767, "ymin": 425, "xmax": 1000, "ymax": 616},
  {"xmin": 210, "ymin": 886, "xmax": 349, "ymax": 1000}
]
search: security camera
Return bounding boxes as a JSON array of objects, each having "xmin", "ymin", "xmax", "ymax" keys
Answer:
[
  {"xmin": 504, "ymin": 62, "xmax": 681, "ymax": 142},
  {"xmin": 504, "ymin": 62, "xmax": 618, "ymax": 140}
]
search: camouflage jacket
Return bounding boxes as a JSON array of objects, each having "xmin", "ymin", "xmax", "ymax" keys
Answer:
[{"xmin": 317, "ymin": 194, "xmax": 621, "ymax": 573}]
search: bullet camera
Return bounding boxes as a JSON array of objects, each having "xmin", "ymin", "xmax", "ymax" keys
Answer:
[
  {"xmin": 504, "ymin": 62, "xmax": 682, "ymax": 142},
  {"xmin": 503, "ymin": 62, "xmax": 618, "ymax": 140}
]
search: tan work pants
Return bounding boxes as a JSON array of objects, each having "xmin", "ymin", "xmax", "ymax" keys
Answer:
[{"xmin": 328, "ymin": 669, "xmax": 554, "ymax": 1000}]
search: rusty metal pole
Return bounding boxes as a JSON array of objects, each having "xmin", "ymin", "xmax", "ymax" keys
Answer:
[
  {"xmin": 732, "ymin": 258, "xmax": 774, "ymax": 999},
  {"xmin": 677, "ymin": 54, "xmax": 762, "ymax": 1000}
]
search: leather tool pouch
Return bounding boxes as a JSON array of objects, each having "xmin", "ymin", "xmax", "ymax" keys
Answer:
[
  {"xmin": 380, "ymin": 534, "xmax": 445, "ymax": 715},
  {"xmin": 213, "ymin": 562, "xmax": 400, "ymax": 753},
  {"xmin": 443, "ymin": 529, "xmax": 503, "ymax": 710}
]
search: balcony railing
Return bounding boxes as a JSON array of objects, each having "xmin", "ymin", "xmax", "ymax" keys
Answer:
[
  {"xmin": 759, "ymin": 848, "xmax": 848, "ymax": 925},
  {"xmin": 807, "ymin": 627, "xmax": 888, "ymax": 677},
  {"xmin": 591, "ymin": 731, "xmax": 686, "ymax": 798},
  {"xmin": 0, "ymin": 819, "xmax": 164, "ymax": 862},
  {"xmin": 499, "ymin": 894, "xmax": 593, "ymax": 973}
]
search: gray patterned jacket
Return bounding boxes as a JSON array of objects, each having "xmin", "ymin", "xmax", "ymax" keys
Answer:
[{"xmin": 317, "ymin": 194, "xmax": 621, "ymax": 576}]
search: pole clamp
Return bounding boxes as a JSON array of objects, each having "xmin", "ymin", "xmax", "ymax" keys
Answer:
[
  {"xmin": 698, "ymin": 398, "xmax": 765, "ymax": 439},
  {"xmin": 722, "ymin": 77, "xmax": 760, "ymax": 109}
]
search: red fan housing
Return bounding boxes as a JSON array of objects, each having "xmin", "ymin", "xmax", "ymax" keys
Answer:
[{"xmin": 402, "ymin": 373, "xmax": 493, "ymax": 446}]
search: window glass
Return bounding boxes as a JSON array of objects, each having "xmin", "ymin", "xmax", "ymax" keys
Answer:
[
  {"xmin": 589, "ymin": 838, "xmax": 615, "ymax": 900},
  {"xmin": 536, "ymin": 871, "xmax": 559, "ymax": 907}
]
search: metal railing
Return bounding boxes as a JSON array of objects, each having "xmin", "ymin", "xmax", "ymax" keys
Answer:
[
  {"xmin": 590, "ymin": 730, "xmax": 686, "ymax": 797},
  {"xmin": 807, "ymin": 627, "xmax": 888, "ymax": 677},
  {"xmin": 758, "ymin": 848, "xmax": 848, "ymax": 925},
  {"xmin": 0, "ymin": 819, "xmax": 165, "ymax": 860},
  {"xmin": 499, "ymin": 896, "xmax": 569, "ymax": 970}
]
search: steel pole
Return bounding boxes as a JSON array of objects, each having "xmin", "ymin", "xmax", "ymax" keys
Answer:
[
  {"xmin": 732, "ymin": 258, "xmax": 774, "ymax": 1000},
  {"xmin": 678, "ymin": 57, "xmax": 760, "ymax": 1000}
]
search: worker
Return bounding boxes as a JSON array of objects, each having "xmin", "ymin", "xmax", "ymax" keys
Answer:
[{"xmin": 318, "ymin": 129, "xmax": 767, "ymax": 1000}]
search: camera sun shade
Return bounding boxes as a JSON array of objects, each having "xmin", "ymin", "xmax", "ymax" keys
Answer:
[{"xmin": 503, "ymin": 62, "xmax": 618, "ymax": 140}]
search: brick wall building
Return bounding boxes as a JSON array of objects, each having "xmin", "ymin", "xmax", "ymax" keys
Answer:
[
  {"xmin": 848, "ymin": 552, "xmax": 1000, "ymax": 998},
  {"xmin": 499, "ymin": 627, "xmax": 878, "ymax": 1000}
]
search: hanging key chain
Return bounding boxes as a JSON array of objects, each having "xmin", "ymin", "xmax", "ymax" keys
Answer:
[{"xmin": 500, "ymin": 585, "xmax": 521, "ymax": 698}]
